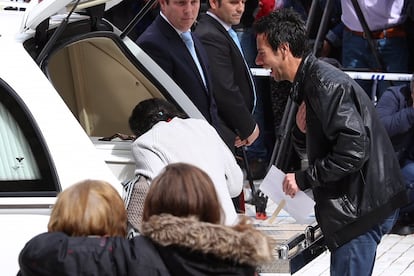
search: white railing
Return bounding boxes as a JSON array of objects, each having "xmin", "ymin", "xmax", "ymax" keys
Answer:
[{"xmin": 251, "ymin": 68, "xmax": 412, "ymax": 82}]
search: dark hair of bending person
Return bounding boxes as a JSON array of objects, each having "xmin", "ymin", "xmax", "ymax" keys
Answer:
[{"xmin": 129, "ymin": 98, "xmax": 187, "ymax": 138}]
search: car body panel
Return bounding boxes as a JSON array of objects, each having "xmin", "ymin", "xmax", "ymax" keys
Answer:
[
  {"xmin": 20, "ymin": 0, "xmax": 122, "ymax": 31},
  {"xmin": 0, "ymin": 3, "xmax": 208, "ymax": 273},
  {"xmin": 0, "ymin": 9, "xmax": 122, "ymax": 275}
]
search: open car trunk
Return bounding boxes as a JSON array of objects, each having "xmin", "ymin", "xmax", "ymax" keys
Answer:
[
  {"xmin": 22, "ymin": 11, "xmax": 204, "ymax": 182},
  {"xmin": 46, "ymin": 35, "xmax": 164, "ymax": 137},
  {"xmin": 44, "ymin": 33, "xmax": 166, "ymax": 181}
]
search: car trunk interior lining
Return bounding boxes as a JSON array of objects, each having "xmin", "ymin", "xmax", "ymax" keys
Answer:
[{"xmin": 47, "ymin": 36, "xmax": 164, "ymax": 137}]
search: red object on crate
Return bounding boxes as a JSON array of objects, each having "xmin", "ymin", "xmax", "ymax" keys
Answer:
[{"xmin": 256, "ymin": 212, "xmax": 267, "ymax": 220}]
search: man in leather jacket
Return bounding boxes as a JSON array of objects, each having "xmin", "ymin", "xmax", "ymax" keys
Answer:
[{"xmin": 254, "ymin": 9, "xmax": 408, "ymax": 276}]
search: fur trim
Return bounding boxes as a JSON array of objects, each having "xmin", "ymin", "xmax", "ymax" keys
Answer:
[{"xmin": 141, "ymin": 214, "xmax": 275, "ymax": 266}]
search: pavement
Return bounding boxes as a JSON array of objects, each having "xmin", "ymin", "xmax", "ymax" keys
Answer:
[
  {"xmin": 292, "ymin": 233, "xmax": 414, "ymax": 276},
  {"xmin": 244, "ymin": 190, "xmax": 414, "ymax": 276}
]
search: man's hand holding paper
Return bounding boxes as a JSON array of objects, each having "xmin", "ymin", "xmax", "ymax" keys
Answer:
[{"xmin": 260, "ymin": 165, "xmax": 315, "ymax": 224}]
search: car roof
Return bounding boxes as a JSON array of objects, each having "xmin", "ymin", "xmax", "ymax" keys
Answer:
[{"xmin": 20, "ymin": 0, "xmax": 122, "ymax": 31}]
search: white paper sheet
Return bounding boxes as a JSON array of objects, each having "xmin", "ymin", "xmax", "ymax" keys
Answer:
[{"xmin": 259, "ymin": 165, "xmax": 315, "ymax": 224}]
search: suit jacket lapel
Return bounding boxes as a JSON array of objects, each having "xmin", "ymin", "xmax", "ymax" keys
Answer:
[
  {"xmin": 203, "ymin": 15, "xmax": 244, "ymax": 60},
  {"xmin": 156, "ymin": 17, "xmax": 209, "ymax": 93},
  {"xmin": 197, "ymin": 14, "xmax": 255, "ymax": 103}
]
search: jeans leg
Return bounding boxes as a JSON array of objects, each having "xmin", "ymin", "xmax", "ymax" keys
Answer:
[
  {"xmin": 342, "ymin": 30, "xmax": 409, "ymax": 99},
  {"xmin": 237, "ymin": 28, "xmax": 270, "ymax": 161},
  {"xmin": 246, "ymin": 77, "xmax": 269, "ymax": 160},
  {"xmin": 330, "ymin": 210, "xmax": 398, "ymax": 276},
  {"xmin": 373, "ymin": 37, "xmax": 409, "ymax": 98},
  {"xmin": 237, "ymin": 28, "xmax": 257, "ymax": 67},
  {"xmin": 342, "ymin": 30, "xmax": 373, "ymax": 97},
  {"xmin": 400, "ymin": 161, "xmax": 414, "ymax": 214}
]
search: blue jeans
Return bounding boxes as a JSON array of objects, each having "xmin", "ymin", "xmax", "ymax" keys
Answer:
[
  {"xmin": 400, "ymin": 160, "xmax": 414, "ymax": 214},
  {"xmin": 342, "ymin": 29, "xmax": 409, "ymax": 99},
  {"xmin": 237, "ymin": 28, "xmax": 270, "ymax": 160},
  {"xmin": 330, "ymin": 210, "xmax": 399, "ymax": 276}
]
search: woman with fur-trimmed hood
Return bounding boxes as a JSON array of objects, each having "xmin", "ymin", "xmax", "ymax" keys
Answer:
[{"xmin": 140, "ymin": 163, "xmax": 275, "ymax": 275}]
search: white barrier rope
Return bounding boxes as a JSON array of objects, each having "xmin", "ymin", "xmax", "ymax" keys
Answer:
[
  {"xmin": 344, "ymin": 72, "xmax": 412, "ymax": 82},
  {"xmin": 251, "ymin": 68, "xmax": 412, "ymax": 82}
]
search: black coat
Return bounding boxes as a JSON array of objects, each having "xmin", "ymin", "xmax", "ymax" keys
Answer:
[
  {"xmin": 140, "ymin": 214, "xmax": 274, "ymax": 276},
  {"xmin": 376, "ymin": 84, "xmax": 414, "ymax": 163},
  {"xmin": 291, "ymin": 54, "xmax": 408, "ymax": 250},
  {"xmin": 194, "ymin": 13, "xmax": 256, "ymax": 147},
  {"xmin": 136, "ymin": 16, "xmax": 220, "ymax": 132},
  {"xmin": 18, "ymin": 232, "xmax": 170, "ymax": 276}
]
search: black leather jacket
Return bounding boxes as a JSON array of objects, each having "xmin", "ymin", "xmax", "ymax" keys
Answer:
[{"xmin": 291, "ymin": 54, "xmax": 408, "ymax": 250}]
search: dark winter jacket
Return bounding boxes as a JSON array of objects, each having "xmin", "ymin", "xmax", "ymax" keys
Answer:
[
  {"xmin": 140, "ymin": 214, "xmax": 275, "ymax": 276},
  {"xmin": 291, "ymin": 53, "xmax": 408, "ymax": 251},
  {"xmin": 376, "ymin": 84, "xmax": 414, "ymax": 164},
  {"xmin": 18, "ymin": 232, "xmax": 170, "ymax": 276}
]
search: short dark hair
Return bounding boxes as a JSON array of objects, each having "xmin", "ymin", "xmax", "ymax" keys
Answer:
[
  {"xmin": 128, "ymin": 98, "xmax": 188, "ymax": 137},
  {"xmin": 142, "ymin": 163, "xmax": 223, "ymax": 224},
  {"xmin": 253, "ymin": 8, "xmax": 308, "ymax": 58}
]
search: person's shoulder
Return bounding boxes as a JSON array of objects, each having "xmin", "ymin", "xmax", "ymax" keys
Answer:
[
  {"xmin": 194, "ymin": 14, "xmax": 221, "ymax": 34},
  {"xmin": 195, "ymin": 12, "xmax": 211, "ymax": 25},
  {"xmin": 130, "ymin": 235, "xmax": 156, "ymax": 252},
  {"xmin": 180, "ymin": 117, "xmax": 214, "ymax": 129},
  {"xmin": 137, "ymin": 25, "xmax": 160, "ymax": 42},
  {"xmin": 133, "ymin": 123, "xmax": 163, "ymax": 144},
  {"xmin": 168, "ymin": 118, "xmax": 218, "ymax": 137},
  {"xmin": 22, "ymin": 232, "xmax": 68, "ymax": 248},
  {"xmin": 136, "ymin": 16, "xmax": 168, "ymax": 43},
  {"xmin": 129, "ymin": 236, "xmax": 171, "ymax": 275}
]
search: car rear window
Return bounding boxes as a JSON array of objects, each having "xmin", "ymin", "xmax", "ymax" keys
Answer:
[{"xmin": 0, "ymin": 79, "xmax": 59, "ymax": 196}]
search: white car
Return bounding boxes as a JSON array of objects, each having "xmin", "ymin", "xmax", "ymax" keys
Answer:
[
  {"xmin": 0, "ymin": 1, "xmax": 331, "ymax": 274},
  {"xmin": 0, "ymin": 0, "xmax": 206, "ymax": 274}
]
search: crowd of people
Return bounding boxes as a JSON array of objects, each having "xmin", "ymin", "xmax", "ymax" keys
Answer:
[
  {"xmin": 18, "ymin": 166, "xmax": 274, "ymax": 275},
  {"xmin": 16, "ymin": 0, "xmax": 414, "ymax": 275}
]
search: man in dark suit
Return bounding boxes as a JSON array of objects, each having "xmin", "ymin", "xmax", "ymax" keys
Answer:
[
  {"xmin": 194, "ymin": 0, "xmax": 259, "ymax": 150},
  {"xmin": 136, "ymin": 0, "xmax": 221, "ymax": 136}
]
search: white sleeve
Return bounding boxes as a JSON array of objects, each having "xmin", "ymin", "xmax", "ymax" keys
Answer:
[{"xmin": 131, "ymin": 140, "xmax": 166, "ymax": 181}]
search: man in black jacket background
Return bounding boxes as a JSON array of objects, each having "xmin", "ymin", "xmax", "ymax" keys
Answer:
[{"xmin": 376, "ymin": 74, "xmax": 414, "ymax": 235}]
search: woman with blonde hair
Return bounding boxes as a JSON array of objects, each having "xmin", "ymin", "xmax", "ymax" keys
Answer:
[
  {"xmin": 18, "ymin": 180, "xmax": 169, "ymax": 275},
  {"xmin": 140, "ymin": 163, "xmax": 275, "ymax": 275},
  {"xmin": 48, "ymin": 179, "xmax": 127, "ymax": 237}
]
